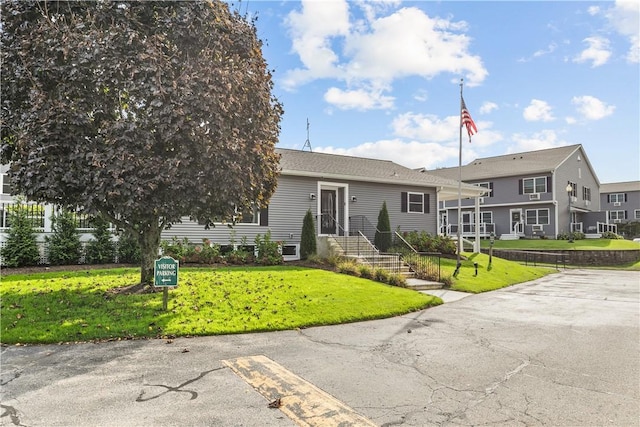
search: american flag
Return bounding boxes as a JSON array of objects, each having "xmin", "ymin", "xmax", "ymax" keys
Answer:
[{"xmin": 461, "ymin": 97, "xmax": 477, "ymax": 142}]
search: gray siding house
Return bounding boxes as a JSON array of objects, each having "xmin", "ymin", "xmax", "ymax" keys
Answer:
[
  {"xmin": 600, "ymin": 181, "xmax": 640, "ymax": 225},
  {"xmin": 1, "ymin": 149, "xmax": 484, "ymax": 261},
  {"xmin": 424, "ymin": 144, "xmax": 614, "ymax": 239},
  {"xmin": 161, "ymin": 148, "xmax": 484, "ymax": 259}
]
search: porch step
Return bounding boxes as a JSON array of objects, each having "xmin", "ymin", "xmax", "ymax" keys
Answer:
[
  {"xmin": 585, "ymin": 234, "xmax": 601, "ymax": 239},
  {"xmin": 405, "ymin": 278, "xmax": 444, "ymax": 291},
  {"xmin": 500, "ymin": 234, "xmax": 520, "ymax": 240}
]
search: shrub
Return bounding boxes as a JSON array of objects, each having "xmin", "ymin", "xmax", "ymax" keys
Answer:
[
  {"xmin": 46, "ymin": 210, "xmax": 82, "ymax": 265},
  {"xmin": 85, "ymin": 215, "xmax": 115, "ymax": 264},
  {"xmin": 0, "ymin": 203, "xmax": 40, "ymax": 267},
  {"xmin": 300, "ymin": 209, "xmax": 317, "ymax": 260},
  {"xmin": 374, "ymin": 201, "xmax": 392, "ymax": 252},
  {"xmin": 387, "ymin": 273, "xmax": 407, "ymax": 287},
  {"xmin": 116, "ymin": 230, "xmax": 141, "ymax": 264},
  {"xmin": 358, "ymin": 265, "xmax": 373, "ymax": 279},
  {"xmin": 440, "ymin": 275, "xmax": 454, "ymax": 287},
  {"xmin": 401, "ymin": 230, "xmax": 456, "ymax": 254},
  {"xmin": 601, "ymin": 231, "xmax": 622, "ymax": 239},
  {"xmin": 198, "ymin": 239, "xmax": 222, "ymax": 264},
  {"xmin": 337, "ymin": 260, "xmax": 360, "ymax": 276},
  {"xmin": 255, "ymin": 231, "xmax": 283, "ymax": 265},
  {"xmin": 373, "ymin": 268, "xmax": 390, "ymax": 283},
  {"xmin": 558, "ymin": 231, "xmax": 585, "ymax": 241},
  {"xmin": 161, "ymin": 237, "xmax": 192, "ymax": 262}
]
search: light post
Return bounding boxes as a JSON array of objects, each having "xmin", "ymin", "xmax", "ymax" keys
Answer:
[{"xmin": 565, "ymin": 183, "xmax": 574, "ymax": 243}]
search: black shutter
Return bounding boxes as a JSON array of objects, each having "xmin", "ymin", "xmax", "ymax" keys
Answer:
[
  {"xmin": 518, "ymin": 179, "xmax": 523, "ymax": 195},
  {"xmin": 424, "ymin": 194, "xmax": 430, "ymax": 214},
  {"xmin": 625, "ymin": 193, "xmax": 628, "ymax": 202},
  {"xmin": 489, "ymin": 182, "xmax": 494, "ymax": 197},
  {"xmin": 401, "ymin": 192, "xmax": 407, "ymax": 212},
  {"xmin": 259, "ymin": 206, "xmax": 269, "ymax": 226},
  {"xmin": 607, "ymin": 194, "xmax": 611, "ymax": 203}
]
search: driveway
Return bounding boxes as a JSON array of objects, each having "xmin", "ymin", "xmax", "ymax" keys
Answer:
[{"xmin": 1, "ymin": 269, "xmax": 638, "ymax": 426}]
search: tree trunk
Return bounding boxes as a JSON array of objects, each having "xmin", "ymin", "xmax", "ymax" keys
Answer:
[{"xmin": 138, "ymin": 219, "xmax": 162, "ymax": 285}]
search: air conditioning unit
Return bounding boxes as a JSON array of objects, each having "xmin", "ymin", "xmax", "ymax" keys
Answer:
[
  {"xmin": 532, "ymin": 224, "xmax": 543, "ymax": 232},
  {"xmin": 571, "ymin": 196, "xmax": 577, "ymax": 203},
  {"xmin": 614, "ymin": 202, "xmax": 621, "ymax": 206},
  {"xmin": 585, "ymin": 200, "xmax": 590, "ymax": 206},
  {"xmin": 529, "ymin": 193, "xmax": 540, "ymax": 200},
  {"xmin": 613, "ymin": 219, "xmax": 622, "ymax": 224},
  {"xmin": 478, "ymin": 197, "xmax": 485, "ymax": 204}
]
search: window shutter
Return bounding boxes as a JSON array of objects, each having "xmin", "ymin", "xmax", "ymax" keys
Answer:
[
  {"xmin": 518, "ymin": 179, "xmax": 523, "ymax": 195},
  {"xmin": 401, "ymin": 192, "xmax": 407, "ymax": 212},
  {"xmin": 259, "ymin": 206, "xmax": 269, "ymax": 226},
  {"xmin": 424, "ymin": 194, "xmax": 430, "ymax": 214},
  {"xmin": 625, "ymin": 193, "xmax": 628, "ymax": 203},
  {"xmin": 489, "ymin": 182, "xmax": 494, "ymax": 197},
  {"xmin": 607, "ymin": 194, "xmax": 611, "ymax": 203},
  {"xmin": 625, "ymin": 211, "xmax": 628, "ymax": 220}
]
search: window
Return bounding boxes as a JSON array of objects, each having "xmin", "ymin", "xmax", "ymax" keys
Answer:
[
  {"xmin": 525, "ymin": 209, "xmax": 550, "ymax": 225},
  {"xmin": 582, "ymin": 186, "xmax": 591, "ymax": 202},
  {"xmin": 401, "ymin": 192, "xmax": 430, "ymax": 214},
  {"xmin": 635, "ymin": 210, "xmax": 640, "ymax": 220},
  {"xmin": 608, "ymin": 210, "xmax": 627, "ymax": 222},
  {"xmin": 567, "ymin": 181, "xmax": 577, "ymax": 198},
  {"xmin": 235, "ymin": 205, "xmax": 260, "ymax": 224},
  {"xmin": 1, "ymin": 173, "xmax": 11, "ymax": 195},
  {"xmin": 476, "ymin": 182, "xmax": 493, "ymax": 197},
  {"xmin": 522, "ymin": 177, "xmax": 547, "ymax": 194},
  {"xmin": 608, "ymin": 193, "xmax": 626, "ymax": 204},
  {"xmin": 408, "ymin": 192, "xmax": 423, "ymax": 213},
  {"xmin": 478, "ymin": 211, "xmax": 493, "ymax": 224}
]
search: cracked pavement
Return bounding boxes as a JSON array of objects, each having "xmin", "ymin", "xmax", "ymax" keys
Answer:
[{"xmin": 1, "ymin": 269, "xmax": 638, "ymax": 426}]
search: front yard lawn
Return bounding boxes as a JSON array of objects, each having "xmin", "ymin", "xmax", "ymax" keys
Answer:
[
  {"xmin": 0, "ymin": 266, "xmax": 440, "ymax": 345},
  {"xmin": 442, "ymin": 252, "xmax": 553, "ymax": 293}
]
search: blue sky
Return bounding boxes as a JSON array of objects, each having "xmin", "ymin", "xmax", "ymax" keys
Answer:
[{"xmin": 238, "ymin": 0, "xmax": 639, "ymax": 183}]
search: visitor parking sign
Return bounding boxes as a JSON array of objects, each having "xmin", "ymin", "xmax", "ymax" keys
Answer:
[{"xmin": 154, "ymin": 256, "xmax": 179, "ymax": 287}]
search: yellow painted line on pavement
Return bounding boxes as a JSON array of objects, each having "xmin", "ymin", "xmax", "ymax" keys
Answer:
[{"xmin": 222, "ymin": 355, "xmax": 377, "ymax": 427}]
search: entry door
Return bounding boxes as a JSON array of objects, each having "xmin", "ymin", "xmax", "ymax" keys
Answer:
[
  {"xmin": 510, "ymin": 208, "xmax": 524, "ymax": 234},
  {"xmin": 320, "ymin": 189, "xmax": 337, "ymax": 235}
]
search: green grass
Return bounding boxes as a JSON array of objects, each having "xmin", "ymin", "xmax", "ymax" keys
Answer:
[
  {"xmin": 0, "ymin": 266, "xmax": 440, "ymax": 345},
  {"xmin": 441, "ymin": 252, "xmax": 553, "ymax": 293},
  {"xmin": 479, "ymin": 238, "xmax": 640, "ymax": 250}
]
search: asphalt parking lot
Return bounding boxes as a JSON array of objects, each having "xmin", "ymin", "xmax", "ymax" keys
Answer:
[{"xmin": 1, "ymin": 269, "xmax": 639, "ymax": 426}]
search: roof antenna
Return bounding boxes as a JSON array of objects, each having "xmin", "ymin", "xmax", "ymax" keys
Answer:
[{"xmin": 302, "ymin": 118, "xmax": 313, "ymax": 152}]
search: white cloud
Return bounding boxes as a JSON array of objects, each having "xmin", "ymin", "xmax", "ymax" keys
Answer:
[
  {"xmin": 572, "ymin": 95, "xmax": 615, "ymax": 120},
  {"xmin": 390, "ymin": 111, "xmax": 501, "ymax": 149},
  {"xmin": 283, "ymin": 0, "xmax": 350, "ymax": 88},
  {"xmin": 282, "ymin": 1, "xmax": 488, "ymax": 109},
  {"xmin": 509, "ymin": 130, "xmax": 569, "ymax": 153},
  {"xmin": 573, "ymin": 36, "xmax": 612, "ymax": 67},
  {"xmin": 479, "ymin": 102, "xmax": 498, "ymax": 114},
  {"xmin": 588, "ymin": 6, "xmax": 601, "ymax": 16},
  {"xmin": 565, "ymin": 116, "xmax": 577, "ymax": 125},
  {"xmin": 324, "ymin": 87, "xmax": 395, "ymax": 110},
  {"xmin": 392, "ymin": 113, "xmax": 460, "ymax": 142},
  {"xmin": 343, "ymin": 7, "xmax": 487, "ymax": 86},
  {"xmin": 523, "ymin": 99, "xmax": 555, "ymax": 122},
  {"xmin": 606, "ymin": 0, "xmax": 640, "ymax": 63},
  {"xmin": 316, "ymin": 139, "xmax": 462, "ymax": 169}
]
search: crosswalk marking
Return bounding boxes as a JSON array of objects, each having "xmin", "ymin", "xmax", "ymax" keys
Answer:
[{"xmin": 222, "ymin": 355, "xmax": 377, "ymax": 427}]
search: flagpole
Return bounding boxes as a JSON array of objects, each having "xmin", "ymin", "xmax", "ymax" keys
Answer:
[{"xmin": 454, "ymin": 79, "xmax": 463, "ymax": 278}]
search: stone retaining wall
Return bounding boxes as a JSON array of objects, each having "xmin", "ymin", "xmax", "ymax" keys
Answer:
[{"xmin": 482, "ymin": 249, "xmax": 640, "ymax": 267}]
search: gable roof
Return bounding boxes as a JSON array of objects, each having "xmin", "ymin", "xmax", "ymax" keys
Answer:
[
  {"xmin": 424, "ymin": 144, "xmax": 595, "ymax": 182},
  {"xmin": 276, "ymin": 148, "xmax": 484, "ymax": 200},
  {"xmin": 600, "ymin": 181, "xmax": 640, "ymax": 193}
]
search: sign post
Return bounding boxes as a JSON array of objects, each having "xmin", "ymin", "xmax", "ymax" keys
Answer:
[{"xmin": 154, "ymin": 256, "xmax": 179, "ymax": 311}]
